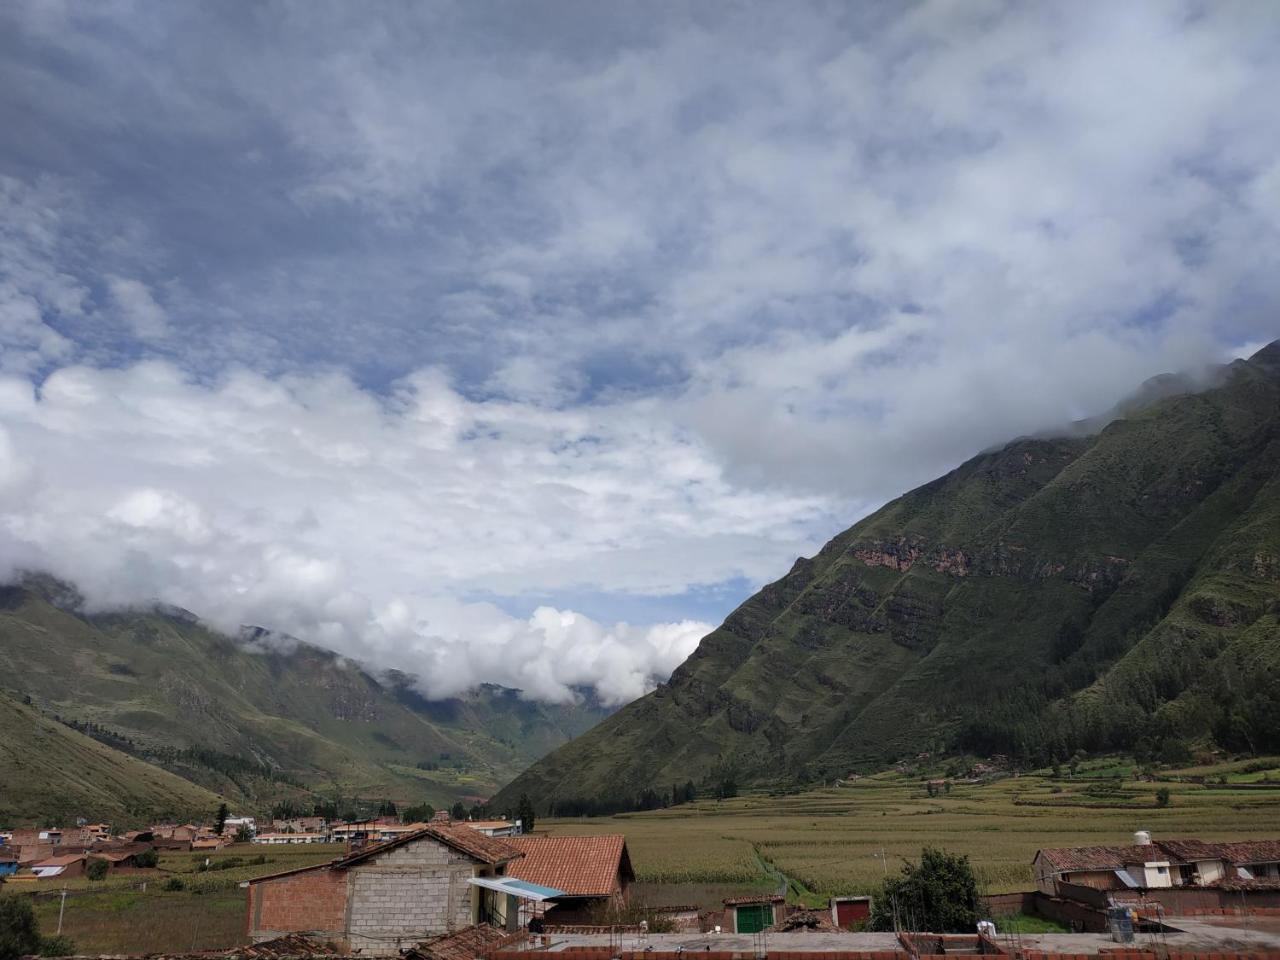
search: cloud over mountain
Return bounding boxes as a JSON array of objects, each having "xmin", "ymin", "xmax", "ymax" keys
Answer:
[{"xmin": 0, "ymin": 1, "xmax": 1277, "ymax": 703}]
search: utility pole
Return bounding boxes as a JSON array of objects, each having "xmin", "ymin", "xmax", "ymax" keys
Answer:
[{"xmin": 57, "ymin": 888, "xmax": 67, "ymax": 935}]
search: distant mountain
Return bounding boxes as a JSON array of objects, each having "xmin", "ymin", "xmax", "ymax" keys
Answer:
[
  {"xmin": 0, "ymin": 690, "xmax": 223, "ymax": 825},
  {"xmin": 0, "ymin": 581, "xmax": 611, "ymax": 818},
  {"xmin": 495, "ymin": 340, "xmax": 1280, "ymax": 811}
]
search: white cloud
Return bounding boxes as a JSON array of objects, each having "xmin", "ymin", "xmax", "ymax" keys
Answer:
[
  {"xmin": 107, "ymin": 276, "xmax": 169, "ymax": 341},
  {"xmin": 0, "ymin": 2, "xmax": 1278, "ymax": 704},
  {"xmin": 0, "ymin": 360, "xmax": 835, "ymax": 702}
]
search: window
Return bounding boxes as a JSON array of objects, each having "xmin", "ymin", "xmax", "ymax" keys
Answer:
[{"xmin": 1156, "ymin": 866, "xmax": 1167, "ymax": 874}]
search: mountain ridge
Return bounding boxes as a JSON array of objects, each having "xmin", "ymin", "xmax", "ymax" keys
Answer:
[
  {"xmin": 0, "ymin": 580, "xmax": 612, "ymax": 814},
  {"xmin": 493, "ymin": 340, "xmax": 1280, "ymax": 811}
]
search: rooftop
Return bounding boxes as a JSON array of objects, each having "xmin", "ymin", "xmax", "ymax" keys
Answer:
[
  {"xmin": 1036, "ymin": 837, "xmax": 1280, "ymax": 873},
  {"xmin": 506, "ymin": 835, "xmax": 631, "ymax": 898}
]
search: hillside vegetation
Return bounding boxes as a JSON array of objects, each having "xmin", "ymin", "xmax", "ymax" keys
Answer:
[
  {"xmin": 0, "ymin": 691, "xmax": 223, "ymax": 824},
  {"xmin": 0, "ymin": 584, "xmax": 609, "ymax": 817},
  {"xmin": 496, "ymin": 341, "xmax": 1280, "ymax": 811}
]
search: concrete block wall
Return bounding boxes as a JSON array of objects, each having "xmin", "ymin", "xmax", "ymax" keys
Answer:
[{"xmin": 347, "ymin": 835, "xmax": 478, "ymax": 956}]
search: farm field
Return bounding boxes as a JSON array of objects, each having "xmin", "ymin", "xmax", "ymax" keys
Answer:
[
  {"xmin": 15, "ymin": 757, "xmax": 1280, "ymax": 953},
  {"xmin": 542, "ymin": 758, "xmax": 1280, "ymax": 903},
  {"xmin": 24, "ymin": 844, "xmax": 344, "ymax": 954}
]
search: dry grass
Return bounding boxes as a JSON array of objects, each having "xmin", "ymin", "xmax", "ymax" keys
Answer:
[
  {"xmin": 542, "ymin": 764, "xmax": 1280, "ymax": 896},
  {"xmin": 30, "ymin": 890, "xmax": 246, "ymax": 954},
  {"xmin": 21, "ymin": 843, "xmax": 344, "ymax": 954}
]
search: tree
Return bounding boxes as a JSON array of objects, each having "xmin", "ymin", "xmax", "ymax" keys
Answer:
[
  {"xmin": 450, "ymin": 801, "xmax": 466, "ymax": 821},
  {"xmin": 214, "ymin": 802, "xmax": 229, "ymax": 835},
  {"xmin": 234, "ymin": 824, "xmax": 252, "ymax": 843},
  {"xmin": 377, "ymin": 799, "xmax": 398, "ymax": 817},
  {"xmin": 1155, "ymin": 787, "xmax": 1172, "ymax": 807},
  {"xmin": 134, "ymin": 849, "xmax": 159, "ymax": 868},
  {"xmin": 868, "ymin": 847, "xmax": 980, "ymax": 933},
  {"xmin": 401, "ymin": 802, "xmax": 434, "ymax": 824},
  {"xmin": 517, "ymin": 793, "xmax": 536, "ymax": 833},
  {"xmin": 86, "ymin": 858, "xmax": 109, "ymax": 881},
  {"xmin": 0, "ymin": 894, "xmax": 41, "ymax": 960}
]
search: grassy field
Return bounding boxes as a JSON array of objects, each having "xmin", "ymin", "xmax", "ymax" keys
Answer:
[
  {"xmin": 16, "ymin": 759, "xmax": 1280, "ymax": 952},
  {"xmin": 542, "ymin": 758, "xmax": 1280, "ymax": 900},
  {"xmin": 23, "ymin": 843, "xmax": 344, "ymax": 954}
]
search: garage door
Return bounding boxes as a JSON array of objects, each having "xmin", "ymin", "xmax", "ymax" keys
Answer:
[{"xmin": 736, "ymin": 903, "xmax": 773, "ymax": 933}]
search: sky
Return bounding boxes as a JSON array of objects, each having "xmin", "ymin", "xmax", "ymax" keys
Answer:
[{"xmin": 1, "ymin": 1, "xmax": 1277, "ymax": 706}]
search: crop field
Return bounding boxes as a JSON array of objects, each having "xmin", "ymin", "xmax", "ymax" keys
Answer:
[
  {"xmin": 543, "ymin": 758, "xmax": 1280, "ymax": 900},
  {"xmin": 30, "ymin": 889, "xmax": 246, "ymax": 954},
  {"xmin": 16, "ymin": 758, "xmax": 1280, "ymax": 952},
  {"xmin": 22, "ymin": 844, "xmax": 343, "ymax": 954}
]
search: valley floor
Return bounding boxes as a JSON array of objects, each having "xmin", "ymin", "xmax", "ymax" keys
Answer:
[
  {"xmin": 15, "ymin": 757, "xmax": 1280, "ymax": 955},
  {"xmin": 539, "ymin": 758, "xmax": 1280, "ymax": 903}
]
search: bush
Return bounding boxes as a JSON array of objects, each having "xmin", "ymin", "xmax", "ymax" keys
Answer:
[
  {"xmin": 39, "ymin": 936, "xmax": 76, "ymax": 957},
  {"xmin": 134, "ymin": 848, "xmax": 159, "ymax": 868},
  {"xmin": 1156, "ymin": 787, "xmax": 1172, "ymax": 807},
  {"xmin": 162, "ymin": 876, "xmax": 186, "ymax": 891},
  {"xmin": 0, "ymin": 895, "xmax": 41, "ymax": 960},
  {"xmin": 869, "ymin": 847, "xmax": 980, "ymax": 933},
  {"xmin": 86, "ymin": 857, "xmax": 110, "ymax": 881}
]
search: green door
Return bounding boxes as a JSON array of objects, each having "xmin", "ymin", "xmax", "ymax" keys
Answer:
[{"xmin": 736, "ymin": 903, "xmax": 773, "ymax": 933}]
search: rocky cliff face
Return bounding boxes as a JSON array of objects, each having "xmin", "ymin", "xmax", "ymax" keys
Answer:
[{"xmin": 494, "ymin": 341, "xmax": 1280, "ymax": 810}]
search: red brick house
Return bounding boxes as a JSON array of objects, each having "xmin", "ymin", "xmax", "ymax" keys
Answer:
[
  {"xmin": 505, "ymin": 835, "xmax": 633, "ymax": 924},
  {"xmin": 242, "ymin": 821, "xmax": 521, "ymax": 956}
]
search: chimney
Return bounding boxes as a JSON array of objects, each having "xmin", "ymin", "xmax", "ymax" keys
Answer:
[{"xmin": 1134, "ymin": 830, "xmax": 1152, "ymax": 846}]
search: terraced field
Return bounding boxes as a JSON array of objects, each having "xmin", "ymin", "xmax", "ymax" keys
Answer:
[
  {"xmin": 543, "ymin": 758, "xmax": 1280, "ymax": 899},
  {"xmin": 17, "ymin": 757, "xmax": 1280, "ymax": 952}
]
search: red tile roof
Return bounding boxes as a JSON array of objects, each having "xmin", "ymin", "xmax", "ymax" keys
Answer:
[
  {"xmin": 1220, "ymin": 876, "xmax": 1280, "ymax": 891},
  {"xmin": 403, "ymin": 924, "xmax": 511, "ymax": 960},
  {"xmin": 1155, "ymin": 839, "xmax": 1224, "ymax": 862},
  {"xmin": 505, "ymin": 835, "xmax": 632, "ymax": 898},
  {"xmin": 1036, "ymin": 837, "xmax": 1280, "ymax": 874},
  {"xmin": 335, "ymin": 824, "xmax": 518, "ymax": 868},
  {"xmin": 33, "ymin": 854, "xmax": 87, "ymax": 867},
  {"xmin": 1035, "ymin": 844, "xmax": 1168, "ymax": 872},
  {"xmin": 1216, "ymin": 840, "xmax": 1280, "ymax": 864},
  {"xmin": 247, "ymin": 822, "xmax": 522, "ymax": 884}
]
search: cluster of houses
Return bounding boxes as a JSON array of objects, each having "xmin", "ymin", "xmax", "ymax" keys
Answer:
[
  {"xmin": 243, "ymin": 811, "xmax": 632, "ymax": 955},
  {"xmin": 0, "ymin": 818, "xmax": 266, "ymax": 882},
  {"xmin": 1028, "ymin": 831, "xmax": 1280, "ymax": 930},
  {"xmin": 6, "ymin": 809, "xmax": 1280, "ymax": 957},
  {"xmin": 0, "ymin": 813, "xmax": 532, "ymax": 881},
  {"xmin": 240, "ymin": 825, "xmax": 1280, "ymax": 956}
]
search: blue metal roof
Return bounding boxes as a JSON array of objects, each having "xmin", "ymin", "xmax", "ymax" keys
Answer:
[{"xmin": 467, "ymin": 875, "xmax": 565, "ymax": 901}]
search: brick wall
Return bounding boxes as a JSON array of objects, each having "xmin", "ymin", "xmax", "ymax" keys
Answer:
[
  {"xmin": 247, "ymin": 868, "xmax": 349, "ymax": 943},
  {"xmin": 346, "ymin": 834, "xmax": 479, "ymax": 956},
  {"xmin": 981, "ymin": 891, "xmax": 1036, "ymax": 916},
  {"xmin": 1030, "ymin": 892, "xmax": 1108, "ymax": 933}
]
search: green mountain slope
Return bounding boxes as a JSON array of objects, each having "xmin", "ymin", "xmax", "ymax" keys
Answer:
[
  {"xmin": 495, "ymin": 341, "xmax": 1280, "ymax": 811},
  {"xmin": 0, "ymin": 585, "xmax": 610, "ymax": 811},
  {"xmin": 0, "ymin": 691, "xmax": 224, "ymax": 825}
]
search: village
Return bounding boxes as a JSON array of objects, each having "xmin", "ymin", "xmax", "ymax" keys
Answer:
[{"xmin": 4, "ymin": 805, "xmax": 1280, "ymax": 960}]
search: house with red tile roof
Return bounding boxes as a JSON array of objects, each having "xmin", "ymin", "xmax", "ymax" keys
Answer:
[
  {"xmin": 1033, "ymin": 834, "xmax": 1280, "ymax": 898},
  {"xmin": 241, "ymin": 821, "xmax": 525, "ymax": 956},
  {"xmin": 504, "ymin": 835, "xmax": 633, "ymax": 924},
  {"xmin": 31, "ymin": 853, "xmax": 88, "ymax": 879}
]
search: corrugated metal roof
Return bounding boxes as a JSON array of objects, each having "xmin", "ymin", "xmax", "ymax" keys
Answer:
[{"xmin": 467, "ymin": 875, "xmax": 564, "ymax": 901}]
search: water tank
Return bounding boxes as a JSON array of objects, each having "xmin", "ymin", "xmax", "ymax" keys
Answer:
[{"xmin": 1134, "ymin": 830, "xmax": 1152, "ymax": 845}]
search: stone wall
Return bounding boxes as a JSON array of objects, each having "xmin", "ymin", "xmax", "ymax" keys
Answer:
[{"xmin": 346, "ymin": 835, "xmax": 479, "ymax": 956}]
